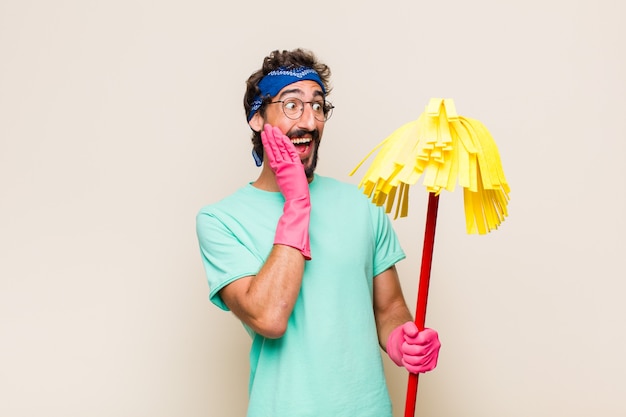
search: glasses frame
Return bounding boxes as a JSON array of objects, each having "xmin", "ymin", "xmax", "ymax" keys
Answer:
[{"xmin": 268, "ymin": 97, "xmax": 334, "ymax": 122}]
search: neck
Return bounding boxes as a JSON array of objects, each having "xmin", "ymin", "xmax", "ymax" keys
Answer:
[
  {"xmin": 251, "ymin": 164, "xmax": 314, "ymax": 192},
  {"xmin": 252, "ymin": 166, "xmax": 279, "ymax": 192}
]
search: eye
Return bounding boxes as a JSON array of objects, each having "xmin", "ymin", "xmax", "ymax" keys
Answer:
[
  {"xmin": 283, "ymin": 99, "xmax": 300, "ymax": 111},
  {"xmin": 311, "ymin": 101, "xmax": 324, "ymax": 112}
]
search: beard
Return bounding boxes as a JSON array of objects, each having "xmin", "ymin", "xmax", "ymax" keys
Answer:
[
  {"xmin": 304, "ymin": 145, "xmax": 319, "ymax": 180},
  {"xmin": 287, "ymin": 128, "xmax": 321, "ymax": 180}
]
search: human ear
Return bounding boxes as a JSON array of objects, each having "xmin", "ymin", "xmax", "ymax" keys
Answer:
[{"xmin": 248, "ymin": 112, "xmax": 264, "ymax": 132}]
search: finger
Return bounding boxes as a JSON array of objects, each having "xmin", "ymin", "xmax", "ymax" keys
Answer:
[
  {"xmin": 415, "ymin": 328, "xmax": 440, "ymax": 346},
  {"xmin": 402, "ymin": 332, "xmax": 440, "ymax": 373},
  {"xmin": 273, "ymin": 127, "xmax": 300, "ymax": 163},
  {"xmin": 402, "ymin": 342, "xmax": 436, "ymax": 360},
  {"xmin": 404, "ymin": 355, "xmax": 438, "ymax": 374},
  {"xmin": 262, "ymin": 124, "xmax": 285, "ymax": 165},
  {"xmin": 261, "ymin": 124, "xmax": 276, "ymax": 159},
  {"xmin": 402, "ymin": 339, "xmax": 440, "ymax": 360},
  {"xmin": 402, "ymin": 345, "xmax": 439, "ymax": 368},
  {"xmin": 402, "ymin": 321, "xmax": 419, "ymax": 338},
  {"xmin": 269, "ymin": 125, "xmax": 287, "ymax": 160},
  {"xmin": 271, "ymin": 126, "xmax": 300, "ymax": 163},
  {"xmin": 404, "ymin": 327, "xmax": 439, "ymax": 345},
  {"xmin": 403, "ymin": 353, "xmax": 437, "ymax": 369},
  {"xmin": 402, "ymin": 331, "xmax": 440, "ymax": 358}
]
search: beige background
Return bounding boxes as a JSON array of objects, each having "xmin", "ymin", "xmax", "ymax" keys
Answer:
[{"xmin": 1, "ymin": 1, "xmax": 625, "ymax": 416}]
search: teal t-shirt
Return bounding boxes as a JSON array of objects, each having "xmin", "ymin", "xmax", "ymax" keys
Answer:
[{"xmin": 196, "ymin": 175, "xmax": 406, "ymax": 417}]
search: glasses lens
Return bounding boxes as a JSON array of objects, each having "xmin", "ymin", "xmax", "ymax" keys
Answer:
[
  {"xmin": 282, "ymin": 99, "xmax": 302, "ymax": 119},
  {"xmin": 322, "ymin": 102, "xmax": 333, "ymax": 121},
  {"xmin": 279, "ymin": 99, "xmax": 333, "ymax": 122}
]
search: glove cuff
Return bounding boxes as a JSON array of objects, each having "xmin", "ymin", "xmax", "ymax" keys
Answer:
[
  {"xmin": 274, "ymin": 197, "xmax": 311, "ymax": 260},
  {"xmin": 386, "ymin": 324, "xmax": 405, "ymax": 367}
]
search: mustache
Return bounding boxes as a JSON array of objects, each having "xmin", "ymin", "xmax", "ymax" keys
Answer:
[{"xmin": 288, "ymin": 129, "xmax": 320, "ymax": 142}]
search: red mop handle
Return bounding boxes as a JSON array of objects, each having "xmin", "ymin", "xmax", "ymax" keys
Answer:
[{"xmin": 404, "ymin": 192, "xmax": 440, "ymax": 417}]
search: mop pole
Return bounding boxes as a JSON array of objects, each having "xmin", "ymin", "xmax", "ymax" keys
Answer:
[{"xmin": 404, "ymin": 192, "xmax": 440, "ymax": 417}]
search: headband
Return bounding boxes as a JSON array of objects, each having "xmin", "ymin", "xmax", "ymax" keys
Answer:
[{"xmin": 247, "ymin": 66, "xmax": 326, "ymax": 121}]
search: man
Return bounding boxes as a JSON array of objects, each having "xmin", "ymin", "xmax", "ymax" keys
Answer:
[{"xmin": 196, "ymin": 48, "xmax": 441, "ymax": 417}]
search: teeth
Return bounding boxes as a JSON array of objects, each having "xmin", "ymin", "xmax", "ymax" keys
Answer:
[{"xmin": 291, "ymin": 138, "xmax": 311, "ymax": 145}]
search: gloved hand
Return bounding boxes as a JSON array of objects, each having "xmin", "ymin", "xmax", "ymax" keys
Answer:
[
  {"xmin": 261, "ymin": 124, "xmax": 312, "ymax": 260},
  {"xmin": 387, "ymin": 321, "xmax": 440, "ymax": 374}
]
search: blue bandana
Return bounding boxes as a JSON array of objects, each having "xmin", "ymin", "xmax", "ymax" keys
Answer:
[{"xmin": 247, "ymin": 66, "xmax": 326, "ymax": 121}]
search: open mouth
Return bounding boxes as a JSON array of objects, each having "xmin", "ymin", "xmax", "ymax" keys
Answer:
[{"xmin": 290, "ymin": 137, "xmax": 312, "ymax": 155}]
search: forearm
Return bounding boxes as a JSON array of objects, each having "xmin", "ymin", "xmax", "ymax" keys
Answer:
[
  {"xmin": 376, "ymin": 302, "xmax": 414, "ymax": 351},
  {"xmin": 374, "ymin": 268, "xmax": 441, "ymax": 373},
  {"xmin": 221, "ymin": 244, "xmax": 305, "ymax": 339},
  {"xmin": 372, "ymin": 266, "xmax": 415, "ymax": 350}
]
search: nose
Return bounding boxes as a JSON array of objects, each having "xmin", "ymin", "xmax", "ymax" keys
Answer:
[{"xmin": 297, "ymin": 102, "xmax": 318, "ymax": 130}]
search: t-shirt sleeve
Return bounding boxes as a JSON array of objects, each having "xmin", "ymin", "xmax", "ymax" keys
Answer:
[
  {"xmin": 369, "ymin": 203, "xmax": 406, "ymax": 277},
  {"xmin": 195, "ymin": 208, "xmax": 264, "ymax": 310}
]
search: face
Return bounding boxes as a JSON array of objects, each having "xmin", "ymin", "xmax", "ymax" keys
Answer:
[{"xmin": 253, "ymin": 80, "xmax": 327, "ymax": 179}]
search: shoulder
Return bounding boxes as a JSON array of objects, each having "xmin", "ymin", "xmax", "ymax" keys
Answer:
[
  {"xmin": 311, "ymin": 175, "xmax": 369, "ymax": 199},
  {"xmin": 196, "ymin": 186, "xmax": 249, "ymax": 232},
  {"xmin": 196, "ymin": 184, "xmax": 260, "ymax": 217},
  {"xmin": 196, "ymin": 184, "xmax": 284, "ymax": 241}
]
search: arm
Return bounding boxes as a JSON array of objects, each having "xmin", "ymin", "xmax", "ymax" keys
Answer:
[
  {"xmin": 373, "ymin": 265, "xmax": 414, "ymax": 350},
  {"xmin": 374, "ymin": 265, "xmax": 441, "ymax": 373},
  {"xmin": 220, "ymin": 124, "xmax": 311, "ymax": 339},
  {"xmin": 220, "ymin": 245, "xmax": 304, "ymax": 339}
]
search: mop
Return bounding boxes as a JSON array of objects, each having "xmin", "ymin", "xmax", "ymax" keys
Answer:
[{"xmin": 350, "ymin": 98, "xmax": 510, "ymax": 417}]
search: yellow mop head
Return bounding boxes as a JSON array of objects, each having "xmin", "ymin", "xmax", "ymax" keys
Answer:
[{"xmin": 350, "ymin": 98, "xmax": 510, "ymax": 234}]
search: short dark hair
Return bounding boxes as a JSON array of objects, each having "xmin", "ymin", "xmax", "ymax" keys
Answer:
[{"xmin": 243, "ymin": 48, "xmax": 332, "ymax": 161}]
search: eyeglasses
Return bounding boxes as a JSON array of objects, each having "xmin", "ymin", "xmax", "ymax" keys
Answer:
[{"xmin": 269, "ymin": 98, "xmax": 334, "ymax": 122}]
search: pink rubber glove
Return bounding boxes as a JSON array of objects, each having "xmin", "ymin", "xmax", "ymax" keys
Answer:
[
  {"xmin": 387, "ymin": 322, "xmax": 441, "ymax": 374},
  {"xmin": 261, "ymin": 124, "xmax": 311, "ymax": 260}
]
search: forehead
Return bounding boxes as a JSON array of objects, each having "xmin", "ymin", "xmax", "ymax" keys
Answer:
[{"xmin": 275, "ymin": 80, "xmax": 325, "ymax": 99}]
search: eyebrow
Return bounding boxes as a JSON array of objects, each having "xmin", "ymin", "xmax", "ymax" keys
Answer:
[{"xmin": 277, "ymin": 88, "xmax": 325, "ymax": 100}]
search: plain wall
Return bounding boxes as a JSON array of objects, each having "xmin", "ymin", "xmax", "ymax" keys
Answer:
[{"xmin": 1, "ymin": 1, "xmax": 624, "ymax": 416}]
